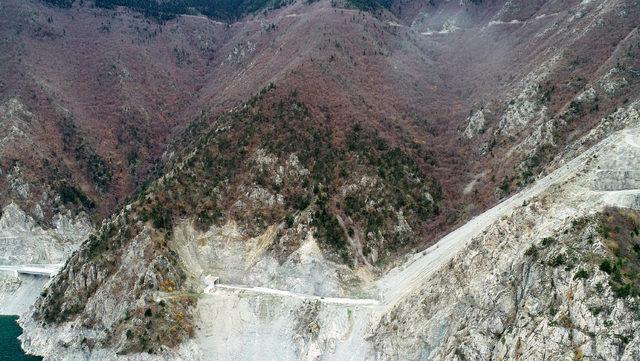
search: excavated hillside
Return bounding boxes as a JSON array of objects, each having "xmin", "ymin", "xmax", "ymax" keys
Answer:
[{"xmin": 0, "ymin": 0, "xmax": 638, "ymax": 359}]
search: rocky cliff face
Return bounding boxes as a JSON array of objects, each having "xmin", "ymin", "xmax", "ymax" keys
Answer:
[
  {"xmin": 372, "ymin": 196, "xmax": 640, "ymax": 361},
  {"xmin": 367, "ymin": 102, "xmax": 640, "ymax": 360},
  {"xmin": 0, "ymin": 202, "xmax": 92, "ymax": 265},
  {"xmin": 0, "ymin": 98, "xmax": 95, "ymax": 318},
  {"xmin": 19, "ymin": 96, "xmax": 640, "ymax": 360},
  {"xmin": 0, "ymin": 200, "xmax": 92, "ymax": 316},
  {"xmin": 0, "ymin": 274, "xmax": 48, "ymax": 315}
]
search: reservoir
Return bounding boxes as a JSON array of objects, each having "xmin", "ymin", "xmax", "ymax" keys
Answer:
[{"xmin": 0, "ymin": 315, "xmax": 42, "ymax": 361}]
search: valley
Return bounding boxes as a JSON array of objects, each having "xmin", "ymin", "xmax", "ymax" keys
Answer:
[{"xmin": 0, "ymin": 0, "xmax": 639, "ymax": 359}]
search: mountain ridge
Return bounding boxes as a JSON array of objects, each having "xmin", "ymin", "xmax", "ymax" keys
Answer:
[{"xmin": 0, "ymin": 0, "xmax": 639, "ymax": 359}]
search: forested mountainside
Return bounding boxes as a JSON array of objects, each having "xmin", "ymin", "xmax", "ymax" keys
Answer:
[{"xmin": 0, "ymin": 0, "xmax": 638, "ymax": 359}]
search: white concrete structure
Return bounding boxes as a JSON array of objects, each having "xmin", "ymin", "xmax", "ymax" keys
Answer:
[
  {"xmin": 0, "ymin": 263, "xmax": 62, "ymax": 278},
  {"xmin": 203, "ymin": 275, "xmax": 220, "ymax": 293}
]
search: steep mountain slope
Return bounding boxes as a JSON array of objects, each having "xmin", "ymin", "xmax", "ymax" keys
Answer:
[
  {"xmin": 0, "ymin": 0, "xmax": 638, "ymax": 359},
  {"xmin": 370, "ymin": 116, "xmax": 640, "ymax": 361},
  {"xmin": 0, "ymin": 0, "xmax": 239, "ymax": 311},
  {"xmin": 3, "ymin": 0, "xmax": 638, "ymax": 233},
  {"xmin": 23, "ymin": 89, "xmax": 441, "ymax": 354},
  {"xmin": 0, "ymin": 0, "xmax": 228, "ymax": 220},
  {"xmin": 20, "ymin": 100, "xmax": 640, "ymax": 359}
]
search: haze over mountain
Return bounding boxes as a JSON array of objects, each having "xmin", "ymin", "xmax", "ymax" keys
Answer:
[{"xmin": 0, "ymin": 0, "xmax": 639, "ymax": 359}]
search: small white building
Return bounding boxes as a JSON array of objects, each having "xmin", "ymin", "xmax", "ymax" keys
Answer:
[{"xmin": 203, "ymin": 275, "xmax": 220, "ymax": 294}]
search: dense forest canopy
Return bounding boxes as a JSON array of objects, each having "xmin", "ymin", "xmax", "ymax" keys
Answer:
[
  {"xmin": 43, "ymin": 0, "xmax": 392, "ymax": 21},
  {"xmin": 96, "ymin": 0, "xmax": 294, "ymax": 21},
  {"xmin": 42, "ymin": 0, "xmax": 293, "ymax": 21}
]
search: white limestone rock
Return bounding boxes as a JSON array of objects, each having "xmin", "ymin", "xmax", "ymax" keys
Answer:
[{"xmin": 463, "ymin": 109, "xmax": 487, "ymax": 139}]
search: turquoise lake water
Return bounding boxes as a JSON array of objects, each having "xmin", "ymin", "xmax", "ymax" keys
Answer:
[{"xmin": 0, "ymin": 316, "xmax": 42, "ymax": 361}]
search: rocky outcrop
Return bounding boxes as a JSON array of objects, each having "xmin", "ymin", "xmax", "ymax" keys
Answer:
[
  {"xmin": 0, "ymin": 200, "xmax": 92, "ymax": 317},
  {"xmin": 0, "ymin": 98, "xmax": 36, "ymax": 155},
  {"xmin": 0, "ymin": 202, "xmax": 92, "ymax": 265},
  {"xmin": 171, "ymin": 221, "xmax": 367, "ymax": 298},
  {"xmin": 371, "ymin": 205, "xmax": 640, "ymax": 360},
  {"xmin": 599, "ymin": 67, "xmax": 629, "ymax": 97},
  {"xmin": 463, "ymin": 109, "xmax": 487, "ymax": 139},
  {"xmin": 369, "ymin": 126, "xmax": 640, "ymax": 360},
  {"xmin": 497, "ymin": 81, "xmax": 550, "ymax": 138}
]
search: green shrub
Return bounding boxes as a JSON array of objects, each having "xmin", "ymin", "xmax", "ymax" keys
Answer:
[
  {"xmin": 549, "ymin": 253, "xmax": 565, "ymax": 267},
  {"xmin": 499, "ymin": 176, "xmax": 511, "ymax": 193},
  {"xmin": 150, "ymin": 205, "xmax": 172, "ymax": 231},
  {"xmin": 59, "ymin": 185, "xmax": 95, "ymax": 209},
  {"xmin": 612, "ymin": 283, "xmax": 634, "ymax": 298},
  {"xmin": 284, "ymin": 214, "xmax": 294, "ymax": 228},
  {"xmin": 346, "ymin": 0, "xmax": 392, "ymax": 11},
  {"xmin": 600, "ymin": 260, "xmax": 614, "ymax": 274},
  {"xmin": 525, "ymin": 245, "xmax": 538, "ymax": 258},
  {"xmin": 574, "ymin": 269, "xmax": 590, "ymax": 280},
  {"xmin": 541, "ymin": 237, "xmax": 556, "ymax": 247},
  {"xmin": 42, "ymin": 0, "xmax": 73, "ymax": 8},
  {"xmin": 312, "ymin": 196, "xmax": 347, "ymax": 252}
]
